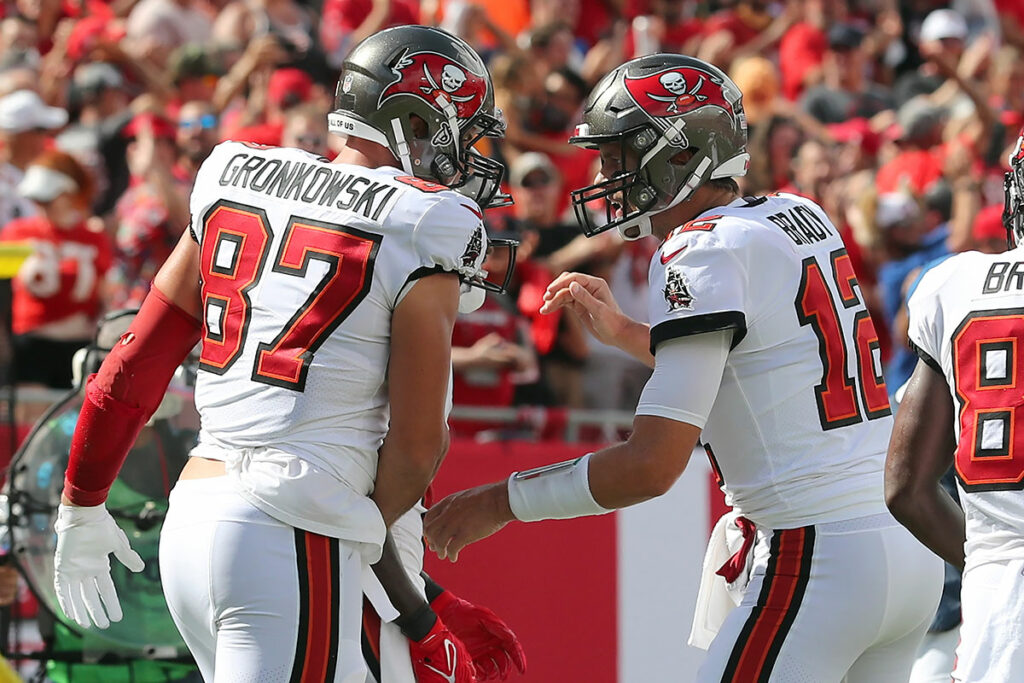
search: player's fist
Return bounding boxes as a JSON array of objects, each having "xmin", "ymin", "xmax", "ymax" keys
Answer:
[
  {"xmin": 432, "ymin": 590, "xmax": 526, "ymax": 680},
  {"xmin": 409, "ymin": 617, "xmax": 478, "ymax": 683}
]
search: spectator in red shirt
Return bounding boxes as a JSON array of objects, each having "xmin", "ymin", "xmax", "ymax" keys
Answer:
[
  {"xmin": 876, "ymin": 98, "xmax": 947, "ymax": 195},
  {"xmin": 0, "ymin": 150, "xmax": 111, "ymax": 388}
]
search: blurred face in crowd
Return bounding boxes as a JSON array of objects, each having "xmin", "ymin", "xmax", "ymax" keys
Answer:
[
  {"xmin": 513, "ymin": 168, "xmax": 561, "ymax": 224},
  {"xmin": 793, "ymin": 140, "xmax": 833, "ymax": 196},
  {"xmin": 768, "ymin": 120, "xmax": 804, "ymax": 181},
  {"xmin": 282, "ymin": 110, "xmax": 328, "ymax": 157},
  {"xmin": 2, "ymin": 128, "xmax": 50, "ymax": 166},
  {"xmin": 40, "ymin": 191, "xmax": 89, "ymax": 229},
  {"xmin": 825, "ymin": 45, "xmax": 865, "ymax": 90},
  {"xmin": 0, "ymin": 17, "xmax": 36, "ymax": 53},
  {"xmin": 177, "ymin": 101, "xmax": 219, "ymax": 163},
  {"xmin": 544, "ymin": 71, "xmax": 585, "ymax": 133}
]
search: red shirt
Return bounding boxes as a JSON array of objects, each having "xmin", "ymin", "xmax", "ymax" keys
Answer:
[
  {"xmin": 779, "ymin": 22, "xmax": 826, "ymax": 100},
  {"xmin": 1, "ymin": 217, "xmax": 112, "ymax": 335},
  {"xmin": 875, "ymin": 148, "xmax": 945, "ymax": 194},
  {"xmin": 228, "ymin": 122, "xmax": 285, "ymax": 147},
  {"xmin": 995, "ymin": 0, "xmax": 1024, "ymax": 27},
  {"xmin": 451, "ymin": 297, "xmax": 519, "ymax": 408}
]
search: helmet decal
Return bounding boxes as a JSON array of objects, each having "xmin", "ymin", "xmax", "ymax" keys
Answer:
[
  {"xmin": 623, "ymin": 66, "xmax": 735, "ymax": 120},
  {"xmin": 379, "ymin": 50, "xmax": 488, "ymax": 122},
  {"xmin": 1013, "ymin": 130, "xmax": 1024, "ymax": 163}
]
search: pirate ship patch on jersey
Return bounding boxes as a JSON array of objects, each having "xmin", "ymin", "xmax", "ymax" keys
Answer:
[
  {"xmin": 664, "ymin": 265, "xmax": 695, "ymax": 312},
  {"xmin": 461, "ymin": 225, "xmax": 484, "ymax": 269},
  {"xmin": 378, "ymin": 50, "xmax": 488, "ymax": 125}
]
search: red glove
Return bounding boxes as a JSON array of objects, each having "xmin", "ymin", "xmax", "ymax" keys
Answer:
[
  {"xmin": 409, "ymin": 616, "xmax": 478, "ymax": 683},
  {"xmin": 431, "ymin": 590, "xmax": 526, "ymax": 680}
]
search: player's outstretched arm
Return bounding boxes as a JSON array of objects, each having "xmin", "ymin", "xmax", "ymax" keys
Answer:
[
  {"xmin": 885, "ymin": 359, "xmax": 966, "ymax": 571},
  {"xmin": 56, "ymin": 231, "xmax": 202, "ymax": 629},
  {"xmin": 374, "ymin": 273, "xmax": 460, "ymax": 527},
  {"xmin": 540, "ymin": 272, "xmax": 653, "ymax": 367},
  {"xmin": 424, "ymin": 415, "xmax": 700, "ymax": 561}
]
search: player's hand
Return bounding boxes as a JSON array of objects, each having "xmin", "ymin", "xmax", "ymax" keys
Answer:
[
  {"xmin": 539, "ymin": 272, "xmax": 630, "ymax": 346},
  {"xmin": 432, "ymin": 590, "xmax": 526, "ymax": 680},
  {"xmin": 424, "ymin": 482, "xmax": 513, "ymax": 562},
  {"xmin": 409, "ymin": 616, "xmax": 479, "ymax": 683},
  {"xmin": 53, "ymin": 504, "xmax": 145, "ymax": 629}
]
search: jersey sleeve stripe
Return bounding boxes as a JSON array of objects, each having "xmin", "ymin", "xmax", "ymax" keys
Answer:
[
  {"xmin": 649, "ymin": 311, "xmax": 747, "ymax": 355},
  {"xmin": 909, "ymin": 340, "xmax": 943, "ymax": 374}
]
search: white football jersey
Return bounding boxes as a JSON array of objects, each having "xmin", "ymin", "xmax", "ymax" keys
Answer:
[
  {"xmin": 649, "ymin": 194, "xmax": 891, "ymax": 529},
  {"xmin": 185, "ymin": 141, "xmax": 485, "ymax": 550},
  {"xmin": 908, "ymin": 248, "xmax": 1024, "ymax": 567}
]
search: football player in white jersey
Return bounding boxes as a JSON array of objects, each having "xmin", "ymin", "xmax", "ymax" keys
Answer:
[
  {"xmin": 425, "ymin": 54, "xmax": 943, "ymax": 681},
  {"xmin": 887, "ymin": 128, "xmax": 1024, "ymax": 681},
  {"xmin": 50, "ymin": 26, "xmax": 521, "ymax": 683}
]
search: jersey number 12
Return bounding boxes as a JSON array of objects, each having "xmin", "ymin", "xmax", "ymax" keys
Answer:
[{"xmin": 796, "ymin": 248, "xmax": 891, "ymax": 430}]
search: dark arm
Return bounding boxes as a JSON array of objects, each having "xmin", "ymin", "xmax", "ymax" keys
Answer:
[
  {"xmin": 885, "ymin": 358, "xmax": 965, "ymax": 570},
  {"xmin": 370, "ymin": 532, "xmax": 436, "ymax": 641}
]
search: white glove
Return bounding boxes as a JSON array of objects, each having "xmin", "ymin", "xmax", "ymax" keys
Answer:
[{"xmin": 53, "ymin": 503, "xmax": 145, "ymax": 629}]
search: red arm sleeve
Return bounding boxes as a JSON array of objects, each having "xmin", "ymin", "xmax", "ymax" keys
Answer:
[{"xmin": 62, "ymin": 286, "xmax": 202, "ymax": 506}]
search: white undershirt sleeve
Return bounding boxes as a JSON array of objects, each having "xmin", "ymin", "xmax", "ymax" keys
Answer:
[{"xmin": 634, "ymin": 329, "xmax": 731, "ymax": 429}]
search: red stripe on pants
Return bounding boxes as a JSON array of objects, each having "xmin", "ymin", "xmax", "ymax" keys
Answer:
[{"xmin": 730, "ymin": 527, "xmax": 808, "ymax": 680}]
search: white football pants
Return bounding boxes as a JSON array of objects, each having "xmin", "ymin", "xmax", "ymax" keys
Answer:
[
  {"xmin": 159, "ymin": 475, "xmax": 367, "ymax": 683},
  {"xmin": 698, "ymin": 513, "xmax": 943, "ymax": 682},
  {"xmin": 954, "ymin": 558, "xmax": 1024, "ymax": 682}
]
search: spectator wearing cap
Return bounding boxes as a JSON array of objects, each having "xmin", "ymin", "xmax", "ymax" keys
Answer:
[
  {"xmin": 168, "ymin": 44, "xmax": 223, "ymax": 114},
  {"xmin": 894, "ymin": 9, "xmax": 969, "ymax": 107},
  {"xmin": 506, "ymin": 152, "xmax": 614, "ymax": 407},
  {"xmin": 876, "ymin": 97, "xmax": 947, "ymax": 195},
  {"xmin": 176, "ymin": 100, "xmax": 220, "ymax": 185},
  {"xmin": 229, "ymin": 67, "xmax": 313, "ymax": 146},
  {"xmin": 108, "ymin": 113, "xmax": 190, "ymax": 310},
  {"xmin": 0, "ymin": 150, "xmax": 111, "ymax": 388},
  {"xmin": 63, "ymin": 62, "xmax": 134, "ymax": 210},
  {"xmin": 801, "ymin": 22, "xmax": 894, "ymax": 125},
  {"xmin": 0, "ymin": 89, "xmax": 67, "ymax": 227}
]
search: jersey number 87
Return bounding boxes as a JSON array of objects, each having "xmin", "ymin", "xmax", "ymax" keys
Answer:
[{"xmin": 197, "ymin": 199, "xmax": 381, "ymax": 392}]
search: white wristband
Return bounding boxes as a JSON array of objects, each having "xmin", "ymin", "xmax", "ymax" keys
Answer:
[{"xmin": 507, "ymin": 453, "xmax": 612, "ymax": 522}]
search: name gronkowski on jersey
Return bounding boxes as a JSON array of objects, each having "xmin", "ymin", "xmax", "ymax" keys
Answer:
[
  {"xmin": 188, "ymin": 141, "xmax": 484, "ymax": 483},
  {"xmin": 908, "ymin": 249, "xmax": 1024, "ymax": 566},
  {"xmin": 649, "ymin": 193, "xmax": 891, "ymax": 529}
]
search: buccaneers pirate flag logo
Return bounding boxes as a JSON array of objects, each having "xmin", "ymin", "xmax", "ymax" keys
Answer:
[
  {"xmin": 379, "ymin": 50, "xmax": 488, "ymax": 122},
  {"xmin": 623, "ymin": 66, "xmax": 735, "ymax": 119},
  {"xmin": 664, "ymin": 265, "xmax": 695, "ymax": 312}
]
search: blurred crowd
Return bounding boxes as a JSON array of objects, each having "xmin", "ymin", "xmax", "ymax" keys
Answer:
[{"xmin": 0, "ymin": 0, "xmax": 1022, "ymax": 431}]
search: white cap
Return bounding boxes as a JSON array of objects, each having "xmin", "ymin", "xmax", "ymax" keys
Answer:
[
  {"xmin": 0, "ymin": 90, "xmax": 68, "ymax": 134},
  {"xmin": 876, "ymin": 193, "xmax": 919, "ymax": 229},
  {"xmin": 920, "ymin": 9, "xmax": 968, "ymax": 43},
  {"xmin": 18, "ymin": 165, "xmax": 78, "ymax": 202}
]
